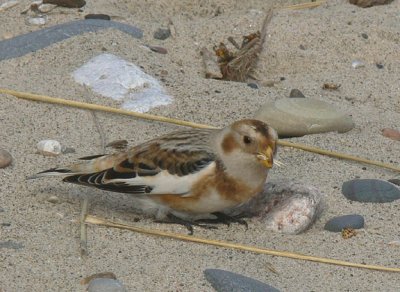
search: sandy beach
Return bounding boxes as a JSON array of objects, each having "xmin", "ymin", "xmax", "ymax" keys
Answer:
[{"xmin": 0, "ymin": 0, "xmax": 399, "ymax": 290}]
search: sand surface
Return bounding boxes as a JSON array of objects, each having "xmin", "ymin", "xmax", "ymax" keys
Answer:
[{"xmin": 1, "ymin": 0, "xmax": 400, "ymax": 291}]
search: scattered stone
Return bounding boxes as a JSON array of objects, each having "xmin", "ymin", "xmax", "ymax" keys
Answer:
[
  {"xmin": 47, "ymin": 195, "xmax": 60, "ymax": 204},
  {"xmin": 204, "ymin": 269, "xmax": 280, "ymax": 292},
  {"xmin": 349, "ymin": 0, "xmax": 393, "ymax": 8},
  {"xmin": 37, "ymin": 3, "xmax": 57, "ymax": 13},
  {"xmin": 26, "ymin": 15, "xmax": 47, "ymax": 26},
  {"xmin": 388, "ymin": 179, "xmax": 400, "ymax": 186},
  {"xmin": 381, "ymin": 128, "xmax": 400, "ymax": 141},
  {"xmin": 324, "ymin": 214, "xmax": 364, "ymax": 232},
  {"xmin": 299, "ymin": 44, "xmax": 306, "ymax": 50},
  {"xmin": 0, "ymin": 149, "xmax": 12, "ymax": 168},
  {"xmin": 376, "ymin": 63, "xmax": 384, "ymax": 69},
  {"xmin": 231, "ymin": 180, "xmax": 323, "ymax": 234},
  {"xmin": 147, "ymin": 45, "xmax": 167, "ymax": 54},
  {"xmin": 0, "ymin": 207, "xmax": 4, "ymax": 212},
  {"xmin": 255, "ymin": 98, "xmax": 355, "ymax": 138},
  {"xmin": 247, "ymin": 83, "xmax": 258, "ymax": 89},
  {"xmin": 43, "ymin": 0, "xmax": 86, "ymax": 8},
  {"xmin": 37, "ymin": 140, "xmax": 62, "ymax": 156},
  {"xmin": 87, "ymin": 278, "xmax": 127, "ymax": 292},
  {"xmin": 81, "ymin": 272, "xmax": 117, "ymax": 285},
  {"xmin": 351, "ymin": 60, "xmax": 365, "ymax": 69},
  {"xmin": 85, "ymin": 14, "xmax": 111, "ymax": 20},
  {"xmin": 361, "ymin": 33, "xmax": 368, "ymax": 39},
  {"xmin": 289, "ymin": 89, "xmax": 305, "ymax": 98},
  {"xmin": 0, "ymin": 1, "xmax": 19, "ymax": 12},
  {"xmin": 153, "ymin": 28, "xmax": 171, "ymax": 40},
  {"xmin": 0, "ymin": 240, "xmax": 24, "ymax": 250},
  {"xmin": 0, "ymin": 20, "xmax": 142, "ymax": 61},
  {"xmin": 342, "ymin": 179, "xmax": 400, "ymax": 203}
]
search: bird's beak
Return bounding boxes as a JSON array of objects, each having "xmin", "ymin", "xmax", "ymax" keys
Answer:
[{"xmin": 257, "ymin": 145, "xmax": 274, "ymax": 169}]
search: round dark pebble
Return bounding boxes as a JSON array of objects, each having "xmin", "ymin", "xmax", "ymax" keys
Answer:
[
  {"xmin": 280, "ymin": 77, "xmax": 286, "ymax": 81},
  {"xmin": 289, "ymin": 89, "xmax": 305, "ymax": 98},
  {"xmin": 376, "ymin": 63, "xmax": 384, "ymax": 69},
  {"xmin": 342, "ymin": 179, "xmax": 400, "ymax": 203},
  {"xmin": 324, "ymin": 214, "xmax": 364, "ymax": 232},
  {"xmin": 204, "ymin": 269, "xmax": 280, "ymax": 292},
  {"xmin": 361, "ymin": 33, "xmax": 368, "ymax": 39},
  {"xmin": 153, "ymin": 28, "xmax": 171, "ymax": 40},
  {"xmin": 85, "ymin": 14, "xmax": 111, "ymax": 21},
  {"xmin": 247, "ymin": 83, "xmax": 258, "ymax": 89},
  {"xmin": 299, "ymin": 44, "xmax": 306, "ymax": 50}
]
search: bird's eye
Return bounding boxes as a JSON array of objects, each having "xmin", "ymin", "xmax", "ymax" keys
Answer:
[{"xmin": 243, "ymin": 135, "xmax": 252, "ymax": 144}]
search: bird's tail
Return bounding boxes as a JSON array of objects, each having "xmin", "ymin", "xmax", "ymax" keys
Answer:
[{"xmin": 28, "ymin": 153, "xmax": 126, "ymax": 179}]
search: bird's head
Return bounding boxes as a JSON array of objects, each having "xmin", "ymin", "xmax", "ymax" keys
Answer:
[{"xmin": 219, "ymin": 119, "xmax": 278, "ymax": 169}]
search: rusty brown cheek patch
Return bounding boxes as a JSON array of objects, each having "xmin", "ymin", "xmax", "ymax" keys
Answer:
[{"xmin": 221, "ymin": 134, "xmax": 238, "ymax": 154}]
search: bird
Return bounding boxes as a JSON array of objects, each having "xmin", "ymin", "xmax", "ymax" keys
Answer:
[{"xmin": 32, "ymin": 119, "xmax": 278, "ymax": 234}]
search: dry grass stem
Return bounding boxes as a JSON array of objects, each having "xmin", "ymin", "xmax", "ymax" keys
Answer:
[
  {"xmin": 84, "ymin": 215, "xmax": 400, "ymax": 273},
  {"xmin": 1, "ymin": 88, "xmax": 399, "ymax": 172}
]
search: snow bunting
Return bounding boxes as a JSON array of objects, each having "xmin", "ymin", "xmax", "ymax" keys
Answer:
[{"xmin": 33, "ymin": 119, "xmax": 278, "ymax": 233}]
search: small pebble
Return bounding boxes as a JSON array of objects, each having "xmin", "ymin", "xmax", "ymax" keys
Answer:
[
  {"xmin": 361, "ymin": 33, "xmax": 368, "ymax": 39},
  {"xmin": 87, "ymin": 278, "xmax": 127, "ymax": 292},
  {"xmin": 153, "ymin": 28, "xmax": 171, "ymax": 40},
  {"xmin": 37, "ymin": 140, "xmax": 62, "ymax": 156},
  {"xmin": 324, "ymin": 214, "xmax": 364, "ymax": 232},
  {"xmin": 289, "ymin": 89, "xmax": 305, "ymax": 98},
  {"xmin": 351, "ymin": 60, "xmax": 365, "ymax": 69},
  {"xmin": 147, "ymin": 45, "xmax": 167, "ymax": 54},
  {"xmin": 47, "ymin": 195, "xmax": 60, "ymax": 204},
  {"xmin": 204, "ymin": 269, "xmax": 280, "ymax": 292},
  {"xmin": 0, "ymin": 149, "xmax": 12, "ymax": 168},
  {"xmin": 376, "ymin": 63, "xmax": 384, "ymax": 69},
  {"xmin": 85, "ymin": 14, "xmax": 111, "ymax": 20},
  {"xmin": 37, "ymin": 3, "xmax": 57, "ymax": 13},
  {"xmin": 342, "ymin": 179, "xmax": 400, "ymax": 203},
  {"xmin": 247, "ymin": 83, "xmax": 258, "ymax": 89},
  {"xmin": 381, "ymin": 128, "xmax": 400, "ymax": 141},
  {"xmin": 26, "ymin": 15, "xmax": 47, "ymax": 26},
  {"xmin": 299, "ymin": 44, "xmax": 306, "ymax": 50}
]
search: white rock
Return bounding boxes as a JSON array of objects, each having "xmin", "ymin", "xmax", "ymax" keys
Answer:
[
  {"xmin": 37, "ymin": 140, "xmax": 62, "ymax": 156},
  {"xmin": 73, "ymin": 53, "xmax": 173, "ymax": 113},
  {"xmin": 230, "ymin": 179, "xmax": 323, "ymax": 234},
  {"xmin": 27, "ymin": 15, "xmax": 47, "ymax": 26}
]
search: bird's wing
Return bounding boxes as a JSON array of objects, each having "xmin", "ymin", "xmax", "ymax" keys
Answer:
[{"xmin": 60, "ymin": 129, "xmax": 217, "ymax": 195}]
